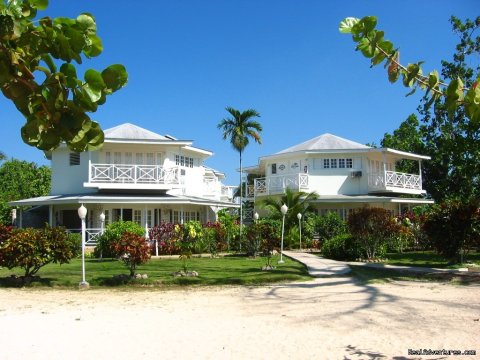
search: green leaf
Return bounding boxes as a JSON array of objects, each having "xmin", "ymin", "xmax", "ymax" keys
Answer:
[
  {"xmin": 84, "ymin": 84, "xmax": 102, "ymax": 102},
  {"xmin": 428, "ymin": 70, "xmax": 439, "ymax": 89},
  {"xmin": 76, "ymin": 13, "xmax": 96, "ymax": 33},
  {"xmin": 85, "ymin": 69, "xmax": 105, "ymax": 91},
  {"xmin": 101, "ymin": 64, "xmax": 128, "ymax": 92},
  {"xmin": 30, "ymin": 0, "xmax": 49, "ymax": 11},
  {"xmin": 60, "ymin": 63, "xmax": 78, "ymax": 88},
  {"xmin": 41, "ymin": 54, "xmax": 57, "ymax": 73},
  {"xmin": 83, "ymin": 34, "xmax": 102, "ymax": 57},
  {"xmin": 339, "ymin": 17, "xmax": 359, "ymax": 34}
]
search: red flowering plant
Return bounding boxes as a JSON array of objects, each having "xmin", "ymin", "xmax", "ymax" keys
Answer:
[
  {"xmin": 111, "ymin": 231, "xmax": 151, "ymax": 278},
  {"xmin": 149, "ymin": 222, "xmax": 181, "ymax": 255}
]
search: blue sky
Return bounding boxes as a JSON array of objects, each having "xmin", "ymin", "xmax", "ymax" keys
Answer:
[{"xmin": 1, "ymin": 0, "xmax": 477, "ymax": 184}]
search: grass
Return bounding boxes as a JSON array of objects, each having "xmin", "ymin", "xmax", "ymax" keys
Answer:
[
  {"xmin": 0, "ymin": 254, "xmax": 312, "ymax": 288},
  {"xmin": 384, "ymin": 251, "xmax": 480, "ymax": 269}
]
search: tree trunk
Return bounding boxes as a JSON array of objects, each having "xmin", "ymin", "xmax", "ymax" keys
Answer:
[{"xmin": 239, "ymin": 150, "xmax": 242, "ymax": 251}]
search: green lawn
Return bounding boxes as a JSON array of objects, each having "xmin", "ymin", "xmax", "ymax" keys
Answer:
[
  {"xmin": 0, "ymin": 254, "xmax": 312, "ymax": 288},
  {"xmin": 384, "ymin": 251, "xmax": 480, "ymax": 269}
]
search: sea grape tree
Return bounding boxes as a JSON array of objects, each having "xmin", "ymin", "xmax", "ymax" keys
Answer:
[{"xmin": 0, "ymin": 0, "xmax": 128, "ymax": 152}]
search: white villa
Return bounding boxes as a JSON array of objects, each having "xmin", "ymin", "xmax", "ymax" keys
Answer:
[
  {"xmin": 244, "ymin": 133, "xmax": 434, "ymax": 218},
  {"xmin": 10, "ymin": 123, "xmax": 237, "ymax": 243}
]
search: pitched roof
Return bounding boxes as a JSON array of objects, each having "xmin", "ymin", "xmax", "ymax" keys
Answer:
[
  {"xmin": 104, "ymin": 123, "xmax": 169, "ymax": 141},
  {"xmin": 276, "ymin": 133, "xmax": 371, "ymax": 154}
]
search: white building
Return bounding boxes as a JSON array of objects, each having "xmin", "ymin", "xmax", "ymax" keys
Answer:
[
  {"xmin": 244, "ymin": 133, "xmax": 433, "ymax": 218},
  {"xmin": 11, "ymin": 123, "xmax": 237, "ymax": 242}
]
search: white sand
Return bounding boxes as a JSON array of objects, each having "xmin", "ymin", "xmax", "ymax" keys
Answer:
[{"xmin": 0, "ymin": 278, "xmax": 479, "ymax": 360}]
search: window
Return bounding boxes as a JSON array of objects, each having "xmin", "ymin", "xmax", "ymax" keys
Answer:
[
  {"xmin": 136, "ymin": 153, "xmax": 143, "ymax": 165},
  {"xmin": 146, "ymin": 153, "xmax": 154, "ymax": 165},
  {"xmin": 271, "ymin": 164, "xmax": 277, "ymax": 174},
  {"xmin": 133, "ymin": 210, "xmax": 142, "ymax": 225},
  {"xmin": 322, "ymin": 158, "xmax": 352, "ymax": 169},
  {"xmin": 125, "ymin": 152, "xmax": 132, "ymax": 164},
  {"xmin": 184, "ymin": 211, "xmax": 199, "ymax": 222},
  {"xmin": 173, "ymin": 210, "xmax": 181, "ymax": 223},
  {"xmin": 105, "ymin": 152, "xmax": 111, "ymax": 164},
  {"xmin": 175, "ymin": 154, "xmax": 194, "ymax": 168},
  {"xmin": 114, "ymin": 152, "xmax": 121, "ymax": 164},
  {"xmin": 146, "ymin": 210, "xmax": 152, "ymax": 227},
  {"xmin": 69, "ymin": 152, "xmax": 80, "ymax": 166}
]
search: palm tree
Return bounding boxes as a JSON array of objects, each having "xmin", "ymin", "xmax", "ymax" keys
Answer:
[
  {"xmin": 217, "ymin": 107, "xmax": 262, "ymax": 243},
  {"xmin": 261, "ymin": 188, "xmax": 319, "ymax": 230}
]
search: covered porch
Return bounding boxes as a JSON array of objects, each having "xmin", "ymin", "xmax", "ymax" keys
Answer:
[{"xmin": 9, "ymin": 193, "xmax": 238, "ymax": 245}]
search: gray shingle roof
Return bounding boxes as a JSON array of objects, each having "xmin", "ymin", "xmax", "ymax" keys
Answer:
[
  {"xmin": 276, "ymin": 133, "xmax": 371, "ymax": 154},
  {"xmin": 104, "ymin": 123, "xmax": 168, "ymax": 141}
]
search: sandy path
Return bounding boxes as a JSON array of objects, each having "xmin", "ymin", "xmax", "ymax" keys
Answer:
[{"xmin": 0, "ymin": 278, "xmax": 479, "ymax": 359}]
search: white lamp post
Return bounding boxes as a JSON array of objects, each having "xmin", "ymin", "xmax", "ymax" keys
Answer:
[
  {"xmin": 99, "ymin": 212, "xmax": 105, "ymax": 234},
  {"xmin": 279, "ymin": 204, "xmax": 288, "ymax": 264},
  {"xmin": 11, "ymin": 208, "xmax": 16, "ymax": 226},
  {"xmin": 297, "ymin": 213, "xmax": 302, "ymax": 251},
  {"xmin": 78, "ymin": 204, "xmax": 89, "ymax": 289}
]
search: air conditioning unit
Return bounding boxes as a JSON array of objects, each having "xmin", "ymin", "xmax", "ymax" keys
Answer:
[{"xmin": 350, "ymin": 171, "xmax": 362, "ymax": 178}]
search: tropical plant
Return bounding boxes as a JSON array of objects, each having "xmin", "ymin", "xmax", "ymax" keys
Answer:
[
  {"xmin": 0, "ymin": 0, "xmax": 128, "ymax": 152},
  {"xmin": 111, "ymin": 231, "xmax": 151, "ymax": 278},
  {"xmin": 217, "ymin": 107, "xmax": 262, "ymax": 244},
  {"xmin": 217, "ymin": 208, "xmax": 240, "ymax": 251},
  {"xmin": 176, "ymin": 221, "xmax": 203, "ymax": 272},
  {"xmin": 0, "ymin": 225, "xmax": 78, "ymax": 280},
  {"xmin": 347, "ymin": 207, "xmax": 401, "ymax": 259},
  {"xmin": 423, "ymin": 200, "xmax": 480, "ymax": 263},
  {"xmin": 149, "ymin": 222, "xmax": 179, "ymax": 255},
  {"xmin": 313, "ymin": 212, "xmax": 348, "ymax": 244},
  {"xmin": 0, "ymin": 158, "xmax": 51, "ymax": 224},
  {"xmin": 321, "ymin": 233, "xmax": 361, "ymax": 261},
  {"xmin": 261, "ymin": 188, "xmax": 318, "ymax": 233},
  {"xmin": 94, "ymin": 221, "xmax": 145, "ymax": 259}
]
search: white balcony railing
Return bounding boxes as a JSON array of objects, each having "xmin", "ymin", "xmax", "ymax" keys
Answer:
[
  {"xmin": 368, "ymin": 171, "xmax": 422, "ymax": 191},
  {"xmin": 253, "ymin": 174, "xmax": 309, "ymax": 197},
  {"xmin": 89, "ymin": 163, "xmax": 181, "ymax": 185}
]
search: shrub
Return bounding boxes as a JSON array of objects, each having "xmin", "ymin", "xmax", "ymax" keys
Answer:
[
  {"xmin": 0, "ymin": 226, "xmax": 77, "ymax": 279},
  {"xmin": 217, "ymin": 210, "xmax": 240, "ymax": 251},
  {"xmin": 111, "ymin": 231, "xmax": 151, "ymax": 277},
  {"xmin": 204, "ymin": 221, "xmax": 228, "ymax": 253},
  {"xmin": 348, "ymin": 207, "xmax": 401, "ymax": 259},
  {"xmin": 257, "ymin": 219, "xmax": 281, "ymax": 266},
  {"xmin": 94, "ymin": 221, "xmax": 145, "ymax": 258},
  {"xmin": 149, "ymin": 223, "xmax": 180, "ymax": 255},
  {"xmin": 315, "ymin": 212, "xmax": 348, "ymax": 244},
  {"xmin": 321, "ymin": 233, "xmax": 362, "ymax": 261},
  {"xmin": 0, "ymin": 224, "xmax": 13, "ymax": 264},
  {"xmin": 423, "ymin": 200, "xmax": 480, "ymax": 262}
]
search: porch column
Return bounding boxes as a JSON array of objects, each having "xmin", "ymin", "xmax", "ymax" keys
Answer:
[
  {"xmin": 418, "ymin": 160, "xmax": 423, "ymax": 189},
  {"xmin": 382, "ymin": 152, "xmax": 387, "ymax": 185},
  {"xmin": 49, "ymin": 205, "xmax": 53, "ymax": 226},
  {"xmin": 88, "ymin": 152, "xmax": 92, "ymax": 183}
]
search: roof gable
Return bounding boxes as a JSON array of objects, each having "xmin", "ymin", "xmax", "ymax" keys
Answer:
[
  {"xmin": 104, "ymin": 123, "xmax": 168, "ymax": 141},
  {"xmin": 277, "ymin": 133, "xmax": 371, "ymax": 154}
]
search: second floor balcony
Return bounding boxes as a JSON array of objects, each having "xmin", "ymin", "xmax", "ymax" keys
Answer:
[
  {"xmin": 85, "ymin": 162, "xmax": 182, "ymax": 190},
  {"xmin": 368, "ymin": 170, "xmax": 425, "ymax": 194},
  {"xmin": 249, "ymin": 174, "xmax": 309, "ymax": 198}
]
